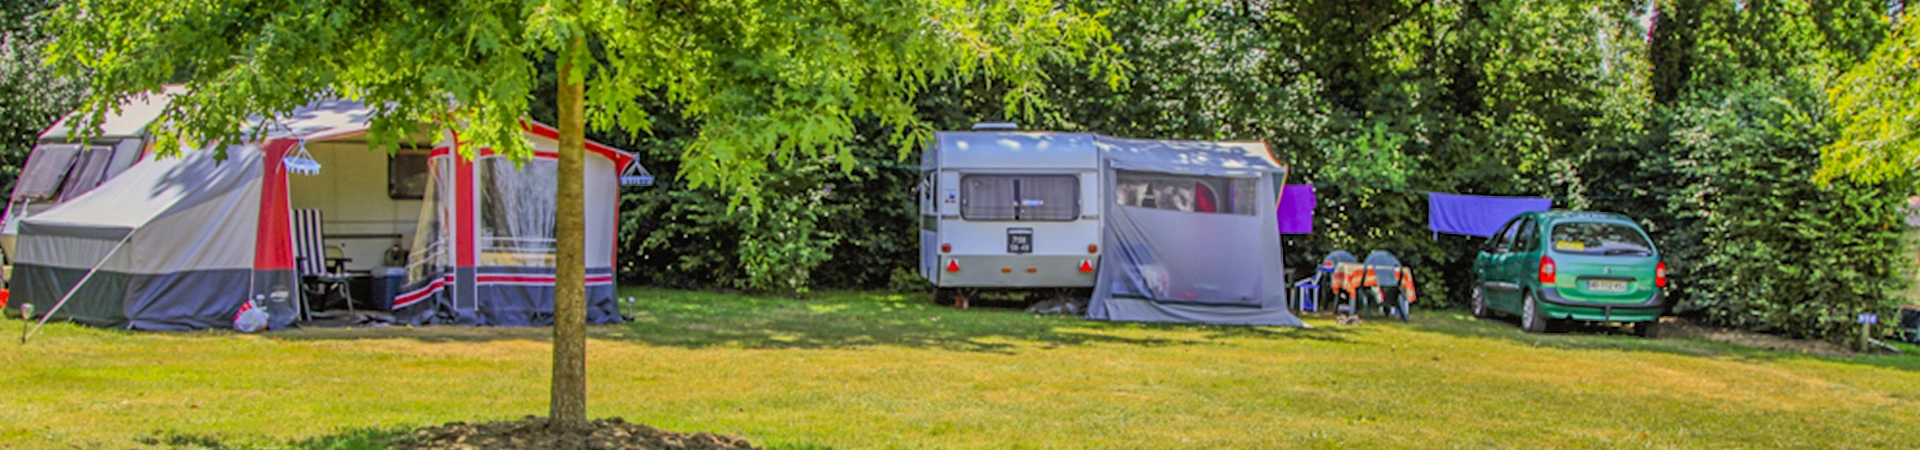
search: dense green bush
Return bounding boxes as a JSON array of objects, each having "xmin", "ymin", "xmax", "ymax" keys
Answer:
[{"xmin": 1653, "ymin": 82, "xmax": 1910, "ymax": 337}]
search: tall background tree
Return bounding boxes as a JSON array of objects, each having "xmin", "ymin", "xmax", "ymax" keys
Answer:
[
  {"xmin": 0, "ymin": 0, "xmax": 85, "ymax": 198},
  {"xmin": 44, "ymin": 0, "xmax": 1116, "ymax": 429}
]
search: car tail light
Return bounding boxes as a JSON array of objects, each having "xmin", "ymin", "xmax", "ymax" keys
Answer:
[
  {"xmin": 940, "ymin": 243, "xmax": 951, "ymax": 253},
  {"xmin": 1656, "ymin": 261, "xmax": 1668, "ymax": 288},
  {"xmin": 946, "ymin": 260, "xmax": 960, "ymax": 272},
  {"xmin": 1088, "ymin": 244, "xmax": 1099, "ymax": 254},
  {"xmin": 1540, "ymin": 255, "xmax": 1557, "ymax": 285}
]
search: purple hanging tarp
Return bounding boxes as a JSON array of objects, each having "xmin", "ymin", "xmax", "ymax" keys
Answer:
[
  {"xmin": 1427, "ymin": 192, "xmax": 1552, "ymax": 237},
  {"xmin": 1277, "ymin": 184, "xmax": 1316, "ymax": 234}
]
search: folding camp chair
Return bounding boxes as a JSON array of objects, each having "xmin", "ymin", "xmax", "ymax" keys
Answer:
[
  {"xmin": 292, "ymin": 208, "xmax": 354, "ymax": 320},
  {"xmin": 1292, "ymin": 250, "xmax": 1357, "ymax": 313}
]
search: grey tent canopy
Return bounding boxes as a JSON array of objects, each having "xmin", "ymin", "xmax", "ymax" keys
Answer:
[{"xmin": 1085, "ymin": 136, "xmax": 1303, "ymax": 327}]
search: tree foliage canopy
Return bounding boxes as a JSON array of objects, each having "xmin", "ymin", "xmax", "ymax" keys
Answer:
[
  {"xmin": 1821, "ymin": 17, "xmax": 1920, "ymax": 185},
  {"xmin": 44, "ymin": 0, "xmax": 1119, "ymax": 196},
  {"xmin": 0, "ymin": 0, "xmax": 85, "ymax": 196}
]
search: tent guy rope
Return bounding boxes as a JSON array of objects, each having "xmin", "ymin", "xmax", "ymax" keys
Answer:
[{"xmin": 22, "ymin": 230, "xmax": 136, "ymax": 343}]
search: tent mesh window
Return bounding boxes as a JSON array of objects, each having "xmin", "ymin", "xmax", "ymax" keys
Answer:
[
  {"xmin": 408, "ymin": 157, "xmax": 457, "ymax": 284},
  {"xmin": 1116, "ymin": 171, "xmax": 1257, "ymax": 216},
  {"xmin": 477, "ymin": 157, "xmax": 558, "ymax": 267},
  {"xmin": 960, "ymin": 174, "xmax": 1079, "ymax": 221}
]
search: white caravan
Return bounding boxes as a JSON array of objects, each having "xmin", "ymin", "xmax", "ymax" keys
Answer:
[{"xmin": 919, "ymin": 126, "xmax": 1104, "ymax": 303}]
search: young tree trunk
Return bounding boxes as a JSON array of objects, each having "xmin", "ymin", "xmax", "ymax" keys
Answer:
[{"xmin": 550, "ymin": 36, "xmax": 589, "ymax": 431}]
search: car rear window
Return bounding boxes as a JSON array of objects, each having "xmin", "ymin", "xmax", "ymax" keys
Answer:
[{"xmin": 1549, "ymin": 221, "xmax": 1654, "ymax": 256}]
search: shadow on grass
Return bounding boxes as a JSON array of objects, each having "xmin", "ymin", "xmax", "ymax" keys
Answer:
[
  {"xmin": 137, "ymin": 428, "xmax": 835, "ymax": 450},
  {"xmin": 1411, "ymin": 309, "xmax": 1920, "ymax": 372},
  {"xmin": 139, "ymin": 427, "xmax": 401, "ymax": 450},
  {"xmin": 271, "ymin": 289, "xmax": 1354, "ymax": 353}
]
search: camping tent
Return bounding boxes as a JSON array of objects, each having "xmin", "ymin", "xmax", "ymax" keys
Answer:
[
  {"xmin": 1085, "ymin": 136, "xmax": 1303, "ymax": 326},
  {"xmin": 12, "ymin": 99, "xmax": 645, "ymax": 330}
]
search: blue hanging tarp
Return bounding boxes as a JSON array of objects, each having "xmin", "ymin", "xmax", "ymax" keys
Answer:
[
  {"xmin": 1427, "ymin": 193, "xmax": 1551, "ymax": 237},
  {"xmin": 1277, "ymin": 184, "xmax": 1316, "ymax": 234}
]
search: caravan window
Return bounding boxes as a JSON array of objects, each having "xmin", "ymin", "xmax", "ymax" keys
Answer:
[
  {"xmin": 960, "ymin": 174, "xmax": 1079, "ymax": 221},
  {"xmin": 388, "ymin": 147, "xmax": 431, "ymax": 200},
  {"xmin": 1116, "ymin": 171, "xmax": 1257, "ymax": 216}
]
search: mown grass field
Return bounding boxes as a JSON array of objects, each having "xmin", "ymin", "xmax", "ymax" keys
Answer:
[{"xmin": 3, "ymin": 288, "xmax": 1918, "ymax": 449}]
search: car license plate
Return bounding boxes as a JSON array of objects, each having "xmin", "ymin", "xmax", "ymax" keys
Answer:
[
  {"xmin": 1007, "ymin": 228, "xmax": 1033, "ymax": 254},
  {"xmin": 1588, "ymin": 280, "xmax": 1629, "ymax": 292}
]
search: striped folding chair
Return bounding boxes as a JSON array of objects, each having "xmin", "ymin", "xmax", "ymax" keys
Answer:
[{"xmin": 292, "ymin": 209, "xmax": 354, "ymax": 320}]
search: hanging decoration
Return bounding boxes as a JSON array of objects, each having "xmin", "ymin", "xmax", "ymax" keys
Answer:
[{"xmin": 282, "ymin": 138, "xmax": 322, "ymax": 175}]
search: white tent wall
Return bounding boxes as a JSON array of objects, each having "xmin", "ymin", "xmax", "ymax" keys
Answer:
[
  {"xmin": 285, "ymin": 140, "xmax": 426, "ymax": 271},
  {"xmin": 585, "ymin": 151, "xmax": 618, "ymax": 269}
]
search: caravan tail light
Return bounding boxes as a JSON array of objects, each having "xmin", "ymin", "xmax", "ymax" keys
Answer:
[
  {"xmin": 1540, "ymin": 255, "xmax": 1557, "ymax": 285},
  {"xmin": 946, "ymin": 260, "xmax": 961, "ymax": 272},
  {"xmin": 1088, "ymin": 244, "xmax": 1099, "ymax": 254},
  {"xmin": 940, "ymin": 243, "xmax": 951, "ymax": 253},
  {"xmin": 1656, "ymin": 261, "xmax": 1668, "ymax": 287}
]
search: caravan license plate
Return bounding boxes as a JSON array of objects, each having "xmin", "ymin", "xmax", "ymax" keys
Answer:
[
  {"xmin": 1007, "ymin": 228, "xmax": 1033, "ymax": 254},
  {"xmin": 1587, "ymin": 280, "xmax": 1629, "ymax": 292}
]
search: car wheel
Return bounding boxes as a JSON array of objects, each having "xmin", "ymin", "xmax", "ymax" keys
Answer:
[
  {"xmin": 1522, "ymin": 291, "xmax": 1548, "ymax": 333},
  {"xmin": 1470, "ymin": 286, "xmax": 1488, "ymax": 318},
  {"xmin": 1633, "ymin": 320, "xmax": 1661, "ymax": 338}
]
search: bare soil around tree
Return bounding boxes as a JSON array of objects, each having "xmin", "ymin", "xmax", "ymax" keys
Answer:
[{"xmin": 394, "ymin": 416, "xmax": 760, "ymax": 450}]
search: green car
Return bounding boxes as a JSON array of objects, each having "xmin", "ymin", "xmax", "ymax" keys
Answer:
[{"xmin": 1470, "ymin": 211, "xmax": 1668, "ymax": 336}]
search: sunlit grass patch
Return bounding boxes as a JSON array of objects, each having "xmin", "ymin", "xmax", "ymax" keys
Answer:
[{"xmin": 2, "ymin": 288, "xmax": 1917, "ymax": 448}]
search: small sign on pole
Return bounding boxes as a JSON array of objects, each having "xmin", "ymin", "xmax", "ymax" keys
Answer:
[{"xmin": 1858, "ymin": 313, "xmax": 1879, "ymax": 325}]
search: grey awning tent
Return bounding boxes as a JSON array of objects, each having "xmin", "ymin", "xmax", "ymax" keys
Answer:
[
  {"xmin": 15, "ymin": 144, "xmax": 267, "ymax": 329},
  {"xmin": 14, "ymin": 99, "xmax": 642, "ymax": 330},
  {"xmin": 1085, "ymin": 136, "xmax": 1303, "ymax": 327}
]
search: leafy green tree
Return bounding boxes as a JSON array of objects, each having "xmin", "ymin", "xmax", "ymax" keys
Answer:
[
  {"xmin": 0, "ymin": 0, "xmax": 85, "ymax": 197},
  {"xmin": 1821, "ymin": 17, "xmax": 1919, "ymax": 185},
  {"xmin": 45, "ymin": 0, "xmax": 1115, "ymax": 430}
]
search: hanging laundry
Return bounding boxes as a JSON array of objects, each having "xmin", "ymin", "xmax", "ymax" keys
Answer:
[
  {"xmin": 1427, "ymin": 192, "xmax": 1551, "ymax": 237},
  {"xmin": 1277, "ymin": 184, "xmax": 1317, "ymax": 234}
]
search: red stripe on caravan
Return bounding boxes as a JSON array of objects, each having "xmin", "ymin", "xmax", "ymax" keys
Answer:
[{"xmin": 255, "ymin": 139, "xmax": 299, "ymax": 270}]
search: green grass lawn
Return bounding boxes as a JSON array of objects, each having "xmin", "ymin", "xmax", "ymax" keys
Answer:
[{"xmin": 3, "ymin": 288, "xmax": 1919, "ymax": 449}]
